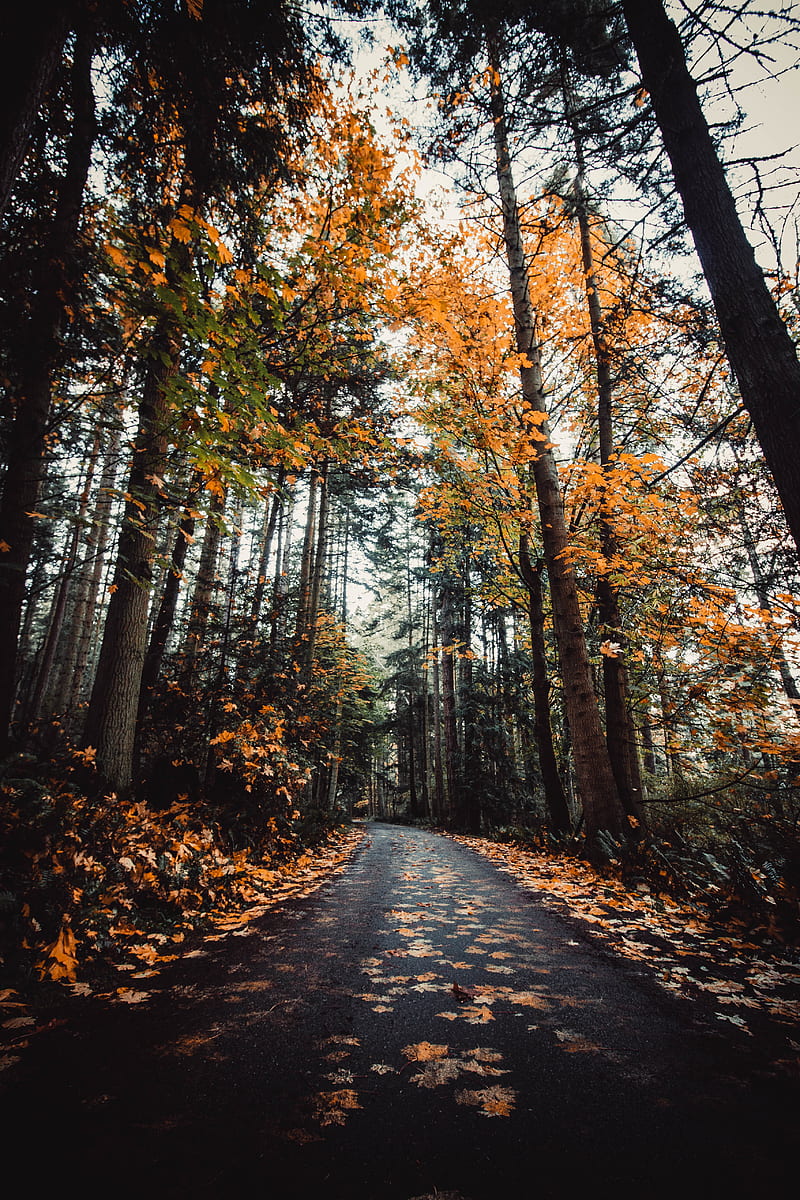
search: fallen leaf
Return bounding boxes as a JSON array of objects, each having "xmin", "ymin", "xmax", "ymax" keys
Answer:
[
  {"xmin": 312, "ymin": 1089, "xmax": 361, "ymax": 1126},
  {"xmin": 554, "ymin": 1029, "xmax": 602, "ymax": 1053},
  {"xmin": 283, "ymin": 1128, "xmax": 321, "ymax": 1144},
  {"xmin": 466, "ymin": 1047, "xmax": 503, "ymax": 1063},
  {"xmin": 463, "ymin": 1005, "xmax": 494, "ymax": 1024},
  {"xmin": 413, "ymin": 1058, "xmax": 464, "ymax": 1088},
  {"xmin": 38, "ymin": 922, "xmax": 79, "ymax": 982},
  {"xmin": 456, "ymin": 1084, "xmax": 517, "ymax": 1117},
  {"xmin": 402, "ymin": 1042, "xmax": 450, "ymax": 1062},
  {"xmin": 115, "ymin": 989, "xmax": 151, "ymax": 1004}
]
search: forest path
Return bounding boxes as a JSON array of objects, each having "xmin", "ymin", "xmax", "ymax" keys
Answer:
[{"xmin": 2, "ymin": 823, "xmax": 797, "ymax": 1198}]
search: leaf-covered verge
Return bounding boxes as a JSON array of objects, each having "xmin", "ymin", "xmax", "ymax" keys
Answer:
[
  {"xmin": 480, "ymin": 781, "xmax": 800, "ymax": 946},
  {"xmin": 0, "ymin": 748, "xmax": 365, "ymax": 1005},
  {"xmin": 449, "ymin": 832, "xmax": 800, "ymax": 1057}
]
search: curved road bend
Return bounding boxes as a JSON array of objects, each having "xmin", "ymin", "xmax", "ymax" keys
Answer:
[{"xmin": 2, "ymin": 823, "xmax": 797, "ymax": 1198}]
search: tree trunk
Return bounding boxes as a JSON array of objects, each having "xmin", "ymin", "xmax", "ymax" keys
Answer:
[
  {"xmin": 431, "ymin": 599, "xmax": 446, "ymax": 823},
  {"xmin": 83, "ymin": 320, "xmax": 180, "ymax": 794},
  {"xmin": 621, "ymin": 0, "xmax": 800, "ymax": 557},
  {"xmin": 57, "ymin": 413, "xmax": 123, "ymax": 722},
  {"xmin": 519, "ymin": 536, "xmax": 572, "ymax": 833},
  {"xmin": 303, "ymin": 461, "xmax": 329, "ymax": 671},
  {"xmin": 31, "ymin": 423, "xmax": 101, "ymax": 722},
  {"xmin": 182, "ymin": 487, "xmax": 225, "ymax": 678},
  {"xmin": 294, "ymin": 472, "xmax": 319, "ymax": 642},
  {"xmin": 567, "ymin": 113, "xmax": 646, "ymax": 828},
  {"xmin": 270, "ymin": 483, "xmax": 295, "ymax": 652},
  {"xmin": 459, "ymin": 555, "xmax": 481, "ymax": 832},
  {"xmin": 420, "ymin": 587, "xmax": 432, "ymax": 822},
  {"xmin": 138, "ymin": 472, "xmax": 201, "ymax": 721},
  {"xmin": 441, "ymin": 642, "xmax": 458, "ymax": 826},
  {"xmin": 0, "ymin": 24, "xmax": 95, "ymax": 746},
  {"xmin": 339, "ymin": 505, "xmax": 351, "ymax": 623},
  {"xmin": 737, "ymin": 498, "xmax": 800, "ymax": 711},
  {"xmin": 249, "ymin": 468, "xmax": 285, "ymax": 625},
  {"xmin": 327, "ymin": 696, "xmax": 344, "ymax": 811},
  {"xmin": 488, "ymin": 42, "xmax": 628, "ymax": 841}
]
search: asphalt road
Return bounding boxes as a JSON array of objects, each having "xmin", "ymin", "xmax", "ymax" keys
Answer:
[{"xmin": 3, "ymin": 823, "xmax": 797, "ymax": 1198}]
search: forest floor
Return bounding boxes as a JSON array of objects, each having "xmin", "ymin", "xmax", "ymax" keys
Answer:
[{"xmin": 1, "ymin": 822, "xmax": 798, "ymax": 1199}]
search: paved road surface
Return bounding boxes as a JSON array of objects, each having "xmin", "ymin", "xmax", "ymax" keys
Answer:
[{"xmin": 3, "ymin": 824, "xmax": 797, "ymax": 1198}]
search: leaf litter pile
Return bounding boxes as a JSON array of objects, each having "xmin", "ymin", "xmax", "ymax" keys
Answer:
[{"xmin": 0, "ymin": 823, "xmax": 365, "ymax": 1071}]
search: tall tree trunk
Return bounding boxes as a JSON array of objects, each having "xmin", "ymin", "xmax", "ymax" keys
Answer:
[
  {"xmin": 488, "ymin": 42, "xmax": 628, "ymax": 841},
  {"xmin": 621, "ymin": 0, "xmax": 800, "ymax": 557},
  {"xmin": 270, "ymin": 483, "xmax": 295, "ymax": 652},
  {"xmin": 182, "ymin": 488, "xmax": 225, "ymax": 678},
  {"xmin": 0, "ymin": 24, "xmax": 95, "ymax": 747},
  {"xmin": 403, "ymin": 544, "xmax": 419, "ymax": 820},
  {"xmin": 303, "ymin": 461, "xmax": 329, "ymax": 671},
  {"xmin": 567, "ymin": 110, "xmax": 646, "ymax": 828},
  {"xmin": 31, "ymin": 423, "xmax": 101, "ymax": 722},
  {"xmin": 420, "ymin": 587, "xmax": 432, "ymax": 822},
  {"xmin": 737, "ymin": 498, "xmax": 800, "ymax": 711},
  {"xmin": 339, "ymin": 505, "xmax": 351, "ymax": 623},
  {"xmin": 249, "ymin": 470, "xmax": 285, "ymax": 625},
  {"xmin": 57, "ymin": 413, "xmax": 123, "ymax": 722},
  {"xmin": 519, "ymin": 535, "xmax": 572, "ymax": 833},
  {"xmin": 83, "ymin": 320, "xmax": 181, "ymax": 793},
  {"xmin": 138, "ymin": 472, "xmax": 201, "ymax": 722},
  {"xmin": 218, "ymin": 496, "xmax": 243, "ymax": 687},
  {"xmin": 431, "ymin": 597, "xmax": 446, "ymax": 824},
  {"xmin": 294, "ymin": 472, "xmax": 319, "ymax": 642},
  {"xmin": 327, "ymin": 696, "xmax": 344, "ymax": 811},
  {"xmin": 459, "ymin": 554, "xmax": 481, "ymax": 832},
  {"xmin": 438, "ymin": 567, "xmax": 460, "ymax": 826}
]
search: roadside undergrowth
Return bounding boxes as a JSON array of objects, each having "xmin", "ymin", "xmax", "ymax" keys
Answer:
[{"xmin": 0, "ymin": 767, "xmax": 365, "ymax": 1000}]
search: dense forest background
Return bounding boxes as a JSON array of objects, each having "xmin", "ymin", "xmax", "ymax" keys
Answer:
[{"xmin": 1, "ymin": 0, "xmax": 800, "ymax": 985}]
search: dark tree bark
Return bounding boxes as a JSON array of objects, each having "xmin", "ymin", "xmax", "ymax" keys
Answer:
[
  {"xmin": 620, "ymin": 0, "xmax": 800, "ymax": 556},
  {"xmin": 430, "ymin": 598, "xmax": 446, "ymax": 823},
  {"xmin": 249, "ymin": 468, "xmax": 285, "ymax": 624},
  {"xmin": 57, "ymin": 414, "xmax": 123, "ymax": 722},
  {"xmin": 294, "ymin": 471, "xmax": 319, "ymax": 642},
  {"xmin": 303, "ymin": 460, "xmax": 330, "ymax": 672},
  {"xmin": 0, "ymin": 23, "xmax": 95, "ymax": 747},
  {"xmin": 488, "ymin": 41, "xmax": 629, "ymax": 840},
  {"xmin": 440, "ymin": 641, "xmax": 459, "ymax": 825},
  {"xmin": 270, "ymin": 483, "xmax": 295, "ymax": 651},
  {"xmin": 30, "ymin": 423, "xmax": 101, "ymax": 722},
  {"xmin": 182, "ymin": 487, "xmax": 225, "ymax": 678},
  {"xmin": 83, "ymin": 321, "xmax": 180, "ymax": 793},
  {"xmin": 138, "ymin": 473, "xmax": 201, "ymax": 720},
  {"xmin": 519, "ymin": 536, "xmax": 572, "ymax": 833},
  {"xmin": 737, "ymin": 498, "xmax": 800, "ymax": 711},
  {"xmin": 458, "ymin": 555, "xmax": 482, "ymax": 832},
  {"xmin": 567, "ymin": 108, "xmax": 646, "ymax": 829}
]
